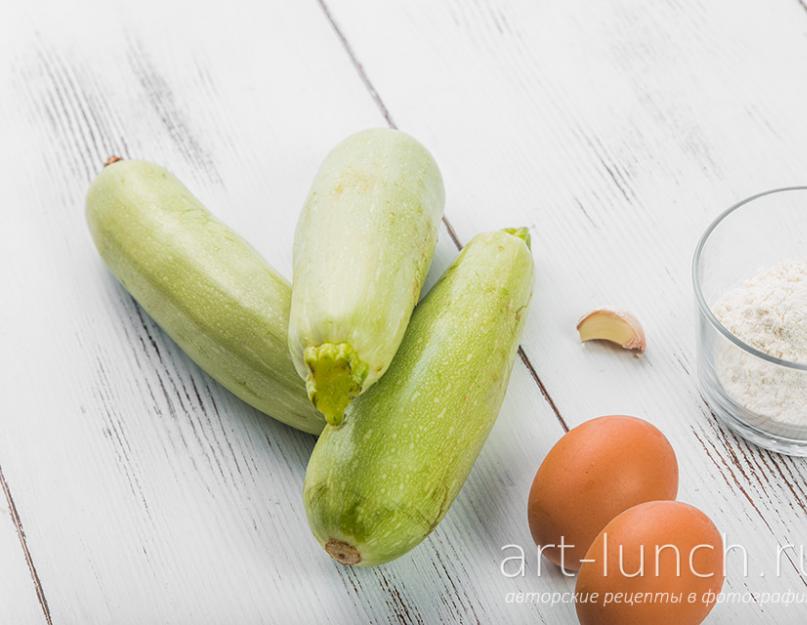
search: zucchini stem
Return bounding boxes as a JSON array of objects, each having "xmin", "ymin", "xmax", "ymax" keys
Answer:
[
  {"xmin": 325, "ymin": 539, "xmax": 362, "ymax": 565},
  {"xmin": 503, "ymin": 227, "xmax": 531, "ymax": 249},
  {"xmin": 304, "ymin": 343, "xmax": 368, "ymax": 426}
]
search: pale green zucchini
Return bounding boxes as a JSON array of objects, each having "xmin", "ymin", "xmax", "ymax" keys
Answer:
[
  {"xmin": 86, "ymin": 158, "xmax": 324, "ymax": 435},
  {"xmin": 289, "ymin": 128, "xmax": 445, "ymax": 425},
  {"xmin": 304, "ymin": 228, "xmax": 534, "ymax": 565}
]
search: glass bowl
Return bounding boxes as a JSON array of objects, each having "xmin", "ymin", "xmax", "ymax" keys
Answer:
[{"xmin": 693, "ymin": 187, "xmax": 807, "ymax": 456}]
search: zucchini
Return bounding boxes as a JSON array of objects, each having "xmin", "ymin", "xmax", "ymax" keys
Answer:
[
  {"xmin": 289, "ymin": 128, "xmax": 444, "ymax": 425},
  {"xmin": 303, "ymin": 228, "xmax": 534, "ymax": 565},
  {"xmin": 86, "ymin": 158, "xmax": 324, "ymax": 435}
]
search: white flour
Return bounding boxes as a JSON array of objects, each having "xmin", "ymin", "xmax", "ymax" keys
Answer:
[{"xmin": 712, "ymin": 260, "xmax": 807, "ymax": 430}]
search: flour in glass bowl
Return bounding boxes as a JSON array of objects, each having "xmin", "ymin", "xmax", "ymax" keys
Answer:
[{"xmin": 712, "ymin": 260, "xmax": 807, "ymax": 430}]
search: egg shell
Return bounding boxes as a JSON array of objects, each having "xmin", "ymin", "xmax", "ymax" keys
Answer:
[
  {"xmin": 575, "ymin": 500, "xmax": 724, "ymax": 625},
  {"xmin": 528, "ymin": 415, "xmax": 678, "ymax": 570}
]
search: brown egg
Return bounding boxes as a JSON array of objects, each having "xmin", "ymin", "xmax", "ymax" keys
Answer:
[
  {"xmin": 528, "ymin": 415, "xmax": 678, "ymax": 570},
  {"xmin": 575, "ymin": 501, "xmax": 724, "ymax": 625}
]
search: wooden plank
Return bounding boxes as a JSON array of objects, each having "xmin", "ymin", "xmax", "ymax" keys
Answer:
[
  {"xmin": 321, "ymin": 0, "xmax": 807, "ymax": 621},
  {"xmin": 0, "ymin": 0, "xmax": 566, "ymax": 623}
]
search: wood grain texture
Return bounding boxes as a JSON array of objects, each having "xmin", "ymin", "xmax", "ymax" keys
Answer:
[
  {"xmin": 321, "ymin": 0, "xmax": 807, "ymax": 622},
  {"xmin": 0, "ymin": 0, "xmax": 564, "ymax": 623}
]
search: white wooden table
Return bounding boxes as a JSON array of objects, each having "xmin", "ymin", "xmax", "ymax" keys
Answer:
[{"xmin": 2, "ymin": 0, "xmax": 807, "ymax": 622}]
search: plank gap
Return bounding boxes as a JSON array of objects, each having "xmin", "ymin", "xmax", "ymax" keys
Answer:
[
  {"xmin": 0, "ymin": 465, "xmax": 54, "ymax": 625},
  {"xmin": 315, "ymin": 0, "xmax": 396, "ymax": 128}
]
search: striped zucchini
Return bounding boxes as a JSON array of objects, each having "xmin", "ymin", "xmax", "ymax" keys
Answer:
[
  {"xmin": 86, "ymin": 158, "xmax": 324, "ymax": 435},
  {"xmin": 304, "ymin": 228, "xmax": 534, "ymax": 565},
  {"xmin": 289, "ymin": 128, "xmax": 445, "ymax": 425}
]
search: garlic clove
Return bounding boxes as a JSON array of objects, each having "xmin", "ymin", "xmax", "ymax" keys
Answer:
[{"xmin": 576, "ymin": 309, "xmax": 646, "ymax": 353}]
